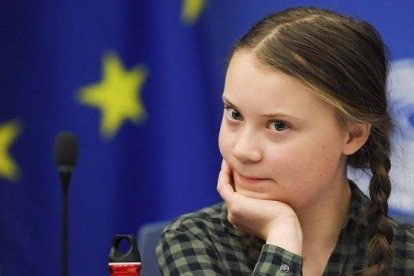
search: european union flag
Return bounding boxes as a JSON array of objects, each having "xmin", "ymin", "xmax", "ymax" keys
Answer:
[
  {"xmin": 1, "ymin": 1, "xmax": 414, "ymax": 275},
  {"xmin": 0, "ymin": 1, "xmax": 222, "ymax": 274}
]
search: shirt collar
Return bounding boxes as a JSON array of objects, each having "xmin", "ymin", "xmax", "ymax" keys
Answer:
[{"xmin": 342, "ymin": 180, "xmax": 370, "ymax": 229}]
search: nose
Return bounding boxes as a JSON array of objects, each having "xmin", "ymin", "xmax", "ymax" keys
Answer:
[{"xmin": 232, "ymin": 128, "xmax": 262, "ymax": 163}]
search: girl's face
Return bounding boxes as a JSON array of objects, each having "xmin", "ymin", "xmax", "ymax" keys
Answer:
[{"xmin": 218, "ymin": 51, "xmax": 354, "ymax": 210}]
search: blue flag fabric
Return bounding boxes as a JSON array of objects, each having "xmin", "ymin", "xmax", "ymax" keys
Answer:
[{"xmin": 1, "ymin": 1, "xmax": 414, "ymax": 275}]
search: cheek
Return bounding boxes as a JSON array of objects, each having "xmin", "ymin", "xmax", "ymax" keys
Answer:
[
  {"xmin": 268, "ymin": 142, "xmax": 342, "ymax": 184},
  {"xmin": 316, "ymin": 145, "xmax": 344, "ymax": 177},
  {"xmin": 267, "ymin": 149, "xmax": 305, "ymax": 182}
]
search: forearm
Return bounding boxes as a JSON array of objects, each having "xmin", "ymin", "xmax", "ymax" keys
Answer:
[{"xmin": 156, "ymin": 226, "xmax": 303, "ymax": 275}]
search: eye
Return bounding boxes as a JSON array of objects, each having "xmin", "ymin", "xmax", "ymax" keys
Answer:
[
  {"xmin": 269, "ymin": 121, "xmax": 288, "ymax": 132},
  {"xmin": 224, "ymin": 106, "xmax": 243, "ymax": 121}
]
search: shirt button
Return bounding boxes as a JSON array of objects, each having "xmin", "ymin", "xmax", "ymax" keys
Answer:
[{"xmin": 280, "ymin": 263, "xmax": 290, "ymax": 272}]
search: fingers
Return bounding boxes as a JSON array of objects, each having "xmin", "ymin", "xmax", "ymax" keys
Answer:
[
  {"xmin": 217, "ymin": 160, "xmax": 242, "ymax": 227},
  {"xmin": 217, "ymin": 160, "xmax": 245, "ymax": 218},
  {"xmin": 217, "ymin": 160, "xmax": 235, "ymax": 202},
  {"xmin": 220, "ymin": 159, "xmax": 232, "ymax": 176}
]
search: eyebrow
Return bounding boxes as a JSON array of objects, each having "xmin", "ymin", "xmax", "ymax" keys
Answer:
[
  {"xmin": 222, "ymin": 95, "xmax": 301, "ymax": 121},
  {"xmin": 222, "ymin": 95, "xmax": 238, "ymax": 109}
]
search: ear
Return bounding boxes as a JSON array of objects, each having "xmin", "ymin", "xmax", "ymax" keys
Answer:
[{"xmin": 343, "ymin": 123, "xmax": 371, "ymax": 155}]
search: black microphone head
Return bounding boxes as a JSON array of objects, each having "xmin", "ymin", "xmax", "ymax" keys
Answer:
[{"xmin": 54, "ymin": 131, "xmax": 78, "ymax": 173}]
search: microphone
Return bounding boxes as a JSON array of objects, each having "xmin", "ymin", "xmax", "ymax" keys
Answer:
[
  {"xmin": 54, "ymin": 131, "xmax": 78, "ymax": 276},
  {"xmin": 54, "ymin": 132, "xmax": 78, "ymax": 174}
]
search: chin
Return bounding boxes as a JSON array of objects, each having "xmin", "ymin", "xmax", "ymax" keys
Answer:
[
  {"xmin": 235, "ymin": 186, "xmax": 274, "ymax": 200},
  {"xmin": 235, "ymin": 185, "xmax": 294, "ymax": 205}
]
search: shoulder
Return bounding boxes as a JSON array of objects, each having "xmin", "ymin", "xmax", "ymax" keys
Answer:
[
  {"xmin": 156, "ymin": 202, "xmax": 235, "ymax": 263},
  {"xmin": 163, "ymin": 202, "xmax": 229, "ymax": 238},
  {"xmin": 389, "ymin": 217, "xmax": 414, "ymax": 244},
  {"xmin": 388, "ymin": 217, "xmax": 414, "ymax": 265}
]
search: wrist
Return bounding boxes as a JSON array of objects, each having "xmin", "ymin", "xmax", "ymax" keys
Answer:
[{"xmin": 265, "ymin": 217, "xmax": 303, "ymax": 256}]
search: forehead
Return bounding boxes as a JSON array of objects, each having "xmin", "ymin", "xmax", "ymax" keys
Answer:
[{"xmin": 224, "ymin": 51, "xmax": 336, "ymax": 119}]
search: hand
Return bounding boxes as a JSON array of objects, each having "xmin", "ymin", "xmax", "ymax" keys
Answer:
[{"xmin": 217, "ymin": 160, "xmax": 303, "ymax": 255}]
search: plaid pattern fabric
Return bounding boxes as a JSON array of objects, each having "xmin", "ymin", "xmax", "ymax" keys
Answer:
[{"xmin": 156, "ymin": 182, "xmax": 414, "ymax": 275}]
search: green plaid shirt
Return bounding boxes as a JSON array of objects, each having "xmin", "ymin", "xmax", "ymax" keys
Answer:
[{"xmin": 156, "ymin": 182, "xmax": 414, "ymax": 275}]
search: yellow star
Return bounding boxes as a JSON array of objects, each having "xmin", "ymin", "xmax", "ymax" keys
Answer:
[
  {"xmin": 78, "ymin": 52, "xmax": 147, "ymax": 139},
  {"xmin": 181, "ymin": 0, "xmax": 206, "ymax": 25},
  {"xmin": 0, "ymin": 120, "xmax": 21, "ymax": 182}
]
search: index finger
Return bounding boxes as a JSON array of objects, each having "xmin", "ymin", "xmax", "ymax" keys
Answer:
[{"xmin": 217, "ymin": 160, "xmax": 235, "ymax": 202}]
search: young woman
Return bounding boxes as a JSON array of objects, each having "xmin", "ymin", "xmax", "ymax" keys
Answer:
[{"xmin": 157, "ymin": 7, "xmax": 414, "ymax": 275}]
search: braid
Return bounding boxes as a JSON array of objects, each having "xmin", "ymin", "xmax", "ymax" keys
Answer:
[{"xmin": 362, "ymin": 134, "xmax": 394, "ymax": 276}]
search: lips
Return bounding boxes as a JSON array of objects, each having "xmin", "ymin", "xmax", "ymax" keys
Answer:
[{"xmin": 235, "ymin": 171, "xmax": 269, "ymax": 183}]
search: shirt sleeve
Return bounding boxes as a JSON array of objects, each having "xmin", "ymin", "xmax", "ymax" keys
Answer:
[
  {"xmin": 157, "ymin": 224, "xmax": 303, "ymax": 276},
  {"xmin": 253, "ymin": 244, "xmax": 303, "ymax": 275}
]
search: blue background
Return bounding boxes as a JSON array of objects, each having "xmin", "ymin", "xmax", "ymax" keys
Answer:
[{"xmin": 1, "ymin": 1, "xmax": 414, "ymax": 275}]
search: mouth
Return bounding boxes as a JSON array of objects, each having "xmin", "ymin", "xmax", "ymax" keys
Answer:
[{"xmin": 235, "ymin": 172, "xmax": 269, "ymax": 184}]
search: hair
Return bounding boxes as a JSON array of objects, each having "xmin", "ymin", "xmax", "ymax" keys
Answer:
[{"xmin": 229, "ymin": 7, "xmax": 394, "ymax": 275}]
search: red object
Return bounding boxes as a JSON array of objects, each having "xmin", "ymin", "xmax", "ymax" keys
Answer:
[
  {"xmin": 108, "ymin": 235, "xmax": 141, "ymax": 276},
  {"xmin": 109, "ymin": 263, "xmax": 141, "ymax": 276}
]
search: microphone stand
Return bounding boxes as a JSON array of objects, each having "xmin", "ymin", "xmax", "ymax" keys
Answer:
[
  {"xmin": 54, "ymin": 131, "xmax": 78, "ymax": 276},
  {"xmin": 60, "ymin": 171, "xmax": 71, "ymax": 276}
]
